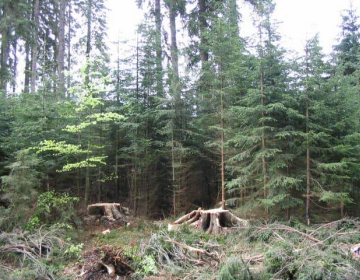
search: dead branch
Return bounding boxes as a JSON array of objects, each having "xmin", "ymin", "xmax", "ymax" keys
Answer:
[
  {"xmin": 244, "ymin": 254, "xmax": 264, "ymax": 264},
  {"xmin": 166, "ymin": 239, "xmax": 219, "ymax": 264},
  {"xmin": 259, "ymin": 225, "xmax": 322, "ymax": 243},
  {"xmin": 173, "ymin": 209, "xmax": 200, "ymax": 224}
]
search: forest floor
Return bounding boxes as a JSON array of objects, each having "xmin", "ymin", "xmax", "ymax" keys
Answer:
[
  {"xmin": 2, "ymin": 209, "xmax": 360, "ymax": 279},
  {"xmin": 59, "ymin": 215, "xmax": 360, "ymax": 280}
]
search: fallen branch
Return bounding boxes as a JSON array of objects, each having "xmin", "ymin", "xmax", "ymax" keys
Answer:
[
  {"xmin": 244, "ymin": 254, "xmax": 264, "ymax": 264},
  {"xmin": 258, "ymin": 225, "xmax": 322, "ymax": 243},
  {"xmin": 0, "ymin": 263, "xmax": 14, "ymax": 272},
  {"xmin": 166, "ymin": 239, "xmax": 219, "ymax": 264},
  {"xmin": 173, "ymin": 209, "xmax": 201, "ymax": 224}
]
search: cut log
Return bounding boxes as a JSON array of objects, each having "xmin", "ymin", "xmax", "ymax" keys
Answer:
[{"xmin": 168, "ymin": 208, "xmax": 248, "ymax": 234}]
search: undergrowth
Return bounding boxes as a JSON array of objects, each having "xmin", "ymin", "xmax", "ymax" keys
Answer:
[{"xmin": 19, "ymin": 217, "xmax": 359, "ymax": 279}]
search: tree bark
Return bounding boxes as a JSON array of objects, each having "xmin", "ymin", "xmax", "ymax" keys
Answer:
[
  {"xmin": 57, "ymin": 0, "xmax": 66, "ymax": 98},
  {"xmin": 12, "ymin": 38, "xmax": 17, "ymax": 93},
  {"xmin": 85, "ymin": 0, "xmax": 92, "ymax": 87},
  {"xmin": 220, "ymin": 79, "xmax": 225, "ymax": 210},
  {"xmin": 30, "ymin": 0, "xmax": 40, "ymax": 94},
  {"xmin": 259, "ymin": 26, "xmax": 267, "ymax": 202},
  {"xmin": 198, "ymin": 0, "xmax": 208, "ymax": 68},
  {"xmin": 169, "ymin": 1, "xmax": 179, "ymax": 79},
  {"xmin": 155, "ymin": 0, "xmax": 163, "ymax": 97},
  {"xmin": 0, "ymin": 2, "xmax": 11, "ymax": 93},
  {"xmin": 169, "ymin": 0, "xmax": 181, "ymax": 215},
  {"xmin": 306, "ymin": 105, "xmax": 311, "ymax": 225},
  {"xmin": 67, "ymin": 0, "xmax": 72, "ymax": 93},
  {"xmin": 24, "ymin": 40, "xmax": 30, "ymax": 93}
]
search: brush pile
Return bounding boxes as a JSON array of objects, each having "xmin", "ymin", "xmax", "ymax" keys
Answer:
[
  {"xmin": 229, "ymin": 218, "xmax": 360, "ymax": 279},
  {"xmin": 75, "ymin": 246, "xmax": 133, "ymax": 279}
]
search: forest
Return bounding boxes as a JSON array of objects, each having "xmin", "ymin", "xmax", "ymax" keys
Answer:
[{"xmin": 1, "ymin": 0, "xmax": 360, "ymax": 279}]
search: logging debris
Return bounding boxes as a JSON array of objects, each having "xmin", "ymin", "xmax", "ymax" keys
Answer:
[{"xmin": 75, "ymin": 246, "xmax": 133, "ymax": 279}]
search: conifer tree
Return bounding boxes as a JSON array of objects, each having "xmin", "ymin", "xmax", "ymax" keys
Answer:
[
  {"xmin": 297, "ymin": 35, "xmax": 353, "ymax": 224},
  {"xmin": 227, "ymin": 0, "xmax": 302, "ymax": 216}
]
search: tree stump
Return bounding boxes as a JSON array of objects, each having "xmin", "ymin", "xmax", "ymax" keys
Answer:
[
  {"xmin": 168, "ymin": 208, "xmax": 248, "ymax": 234},
  {"xmin": 87, "ymin": 203, "xmax": 129, "ymax": 222}
]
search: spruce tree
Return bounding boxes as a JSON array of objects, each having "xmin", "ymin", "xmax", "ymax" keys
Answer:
[{"xmin": 227, "ymin": 0, "xmax": 302, "ymax": 216}]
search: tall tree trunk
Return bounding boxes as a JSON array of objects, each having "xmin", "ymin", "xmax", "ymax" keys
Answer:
[
  {"xmin": 198, "ymin": 0, "xmax": 208, "ymax": 68},
  {"xmin": 12, "ymin": 38, "xmax": 17, "ymax": 93},
  {"xmin": 136, "ymin": 33, "xmax": 139, "ymax": 101},
  {"xmin": 220, "ymin": 89, "xmax": 225, "ymax": 210},
  {"xmin": 115, "ymin": 36, "xmax": 120, "ymax": 198},
  {"xmin": 169, "ymin": 0, "xmax": 180, "ymax": 214},
  {"xmin": 306, "ymin": 103, "xmax": 311, "ymax": 225},
  {"xmin": 85, "ymin": 0, "xmax": 92, "ymax": 87},
  {"xmin": 258, "ymin": 24, "xmax": 268, "ymax": 213},
  {"xmin": 31, "ymin": 0, "xmax": 40, "ymax": 94},
  {"xmin": 172, "ymin": 130, "xmax": 176, "ymax": 215},
  {"xmin": 67, "ymin": 0, "xmax": 72, "ymax": 93},
  {"xmin": 115, "ymin": 131, "xmax": 119, "ymax": 197},
  {"xmin": 85, "ymin": 164, "xmax": 90, "ymax": 205},
  {"xmin": 57, "ymin": 0, "xmax": 66, "ymax": 99},
  {"xmin": 155, "ymin": 0, "xmax": 163, "ymax": 96},
  {"xmin": 261, "ymin": 68, "xmax": 267, "ymax": 200},
  {"xmin": 0, "ymin": 2, "xmax": 11, "ymax": 93},
  {"xmin": 169, "ymin": 2, "xmax": 179, "ymax": 79},
  {"xmin": 24, "ymin": 40, "xmax": 30, "ymax": 93}
]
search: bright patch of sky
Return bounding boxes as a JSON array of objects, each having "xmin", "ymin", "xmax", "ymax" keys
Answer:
[{"xmin": 106, "ymin": 0, "xmax": 360, "ymax": 58}]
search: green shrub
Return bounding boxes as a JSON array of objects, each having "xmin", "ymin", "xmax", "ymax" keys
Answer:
[
  {"xmin": 0, "ymin": 150, "xmax": 40, "ymax": 231},
  {"xmin": 26, "ymin": 190, "xmax": 79, "ymax": 230}
]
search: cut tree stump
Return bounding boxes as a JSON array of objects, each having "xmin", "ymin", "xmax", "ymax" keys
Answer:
[
  {"xmin": 168, "ymin": 208, "xmax": 248, "ymax": 234},
  {"xmin": 87, "ymin": 203, "xmax": 129, "ymax": 221}
]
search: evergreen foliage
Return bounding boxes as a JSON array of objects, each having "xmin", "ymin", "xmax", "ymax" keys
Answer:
[
  {"xmin": 0, "ymin": 0, "xmax": 359, "ymax": 223},
  {"xmin": 0, "ymin": 150, "xmax": 40, "ymax": 231}
]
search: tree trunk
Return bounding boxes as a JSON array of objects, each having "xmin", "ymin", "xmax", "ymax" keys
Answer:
[
  {"xmin": 85, "ymin": 0, "xmax": 92, "ymax": 87},
  {"xmin": 31, "ymin": 0, "xmax": 40, "ymax": 94},
  {"xmin": 0, "ymin": 2, "xmax": 11, "ymax": 93},
  {"xmin": 172, "ymin": 130, "xmax": 176, "ymax": 215},
  {"xmin": 259, "ymin": 29, "xmax": 267, "ymax": 203},
  {"xmin": 169, "ymin": 2, "xmax": 179, "ymax": 79},
  {"xmin": 85, "ymin": 164, "xmax": 90, "ymax": 206},
  {"xmin": 306, "ymin": 104, "xmax": 311, "ymax": 225},
  {"xmin": 57, "ymin": 0, "xmax": 66, "ymax": 99},
  {"xmin": 24, "ymin": 40, "xmax": 31, "ymax": 93},
  {"xmin": 198, "ymin": 0, "xmax": 208, "ymax": 68},
  {"xmin": 85, "ymin": 141, "xmax": 90, "ymax": 206},
  {"xmin": 155, "ymin": 0, "xmax": 163, "ymax": 97},
  {"xmin": 12, "ymin": 38, "xmax": 17, "ymax": 93},
  {"xmin": 169, "ymin": 0, "xmax": 181, "ymax": 215},
  {"xmin": 67, "ymin": 0, "xmax": 72, "ymax": 93},
  {"xmin": 220, "ymin": 85, "xmax": 225, "ymax": 210}
]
